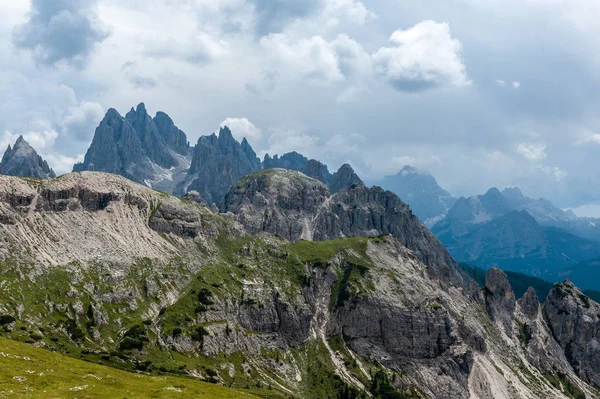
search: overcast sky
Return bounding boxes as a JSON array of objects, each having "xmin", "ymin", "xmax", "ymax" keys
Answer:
[{"xmin": 1, "ymin": 0, "xmax": 600, "ymax": 211}]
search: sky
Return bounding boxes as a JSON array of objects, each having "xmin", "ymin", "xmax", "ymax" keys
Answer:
[{"xmin": 1, "ymin": 0, "xmax": 600, "ymax": 211}]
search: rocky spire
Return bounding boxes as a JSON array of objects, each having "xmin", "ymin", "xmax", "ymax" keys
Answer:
[
  {"xmin": 485, "ymin": 268, "xmax": 516, "ymax": 335},
  {"xmin": 518, "ymin": 286, "xmax": 539, "ymax": 319},
  {"xmin": 74, "ymin": 104, "xmax": 191, "ymax": 190},
  {"xmin": 329, "ymin": 163, "xmax": 364, "ymax": 193},
  {"xmin": 182, "ymin": 125, "xmax": 262, "ymax": 204},
  {"xmin": 0, "ymin": 136, "xmax": 56, "ymax": 179}
]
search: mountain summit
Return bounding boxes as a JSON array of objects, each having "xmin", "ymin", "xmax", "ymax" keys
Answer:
[
  {"xmin": 379, "ymin": 165, "xmax": 457, "ymax": 226},
  {"xmin": 0, "ymin": 136, "xmax": 56, "ymax": 179},
  {"xmin": 73, "ymin": 103, "xmax": 192, "ymax": 193}
]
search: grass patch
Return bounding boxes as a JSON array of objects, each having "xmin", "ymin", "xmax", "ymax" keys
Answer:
[{"xmin": 0, "ymin": 336, "xmax": 261, "ymax": 398}]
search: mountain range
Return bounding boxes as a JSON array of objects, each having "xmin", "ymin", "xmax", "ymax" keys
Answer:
[
  {"xmin": 0, "ymin": 169, "xmax": 599, "ymax": 398},
  {"xmin": 71, "ymin": 103, "xmax": 361, "ymax": 205},
  {"xmin": 2, "ymin": 103, "xmax": 600, "ymax": 290},
  {"xmin": 375, "ymin": 166, "xmax": 458, "ymax": 227}
]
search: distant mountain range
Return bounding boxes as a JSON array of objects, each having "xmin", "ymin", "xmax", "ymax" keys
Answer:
[
  {"xmin": 375, "ymin": 166, "xmax": 457, "ymax": 226},
  {"xmin": 3, "ymin": 102, "xmax": 600, "ymax": 290},
  {"xmin": 432, "ymin": 185, "xmax": 600, "ymax": 288}
]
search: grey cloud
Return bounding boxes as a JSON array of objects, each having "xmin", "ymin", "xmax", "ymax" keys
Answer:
[
  {"xmin": 12, "ymin": 0, "xmax": 109, "ymax": 66},
  {"xmin": 249, "ymin": 0, "xmax": 322, "ymax": 36}
]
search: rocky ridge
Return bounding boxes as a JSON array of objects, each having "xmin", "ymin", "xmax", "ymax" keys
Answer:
[{"xmin": 0, "ymin": 171, "xmax": 598, "ymax": 398}]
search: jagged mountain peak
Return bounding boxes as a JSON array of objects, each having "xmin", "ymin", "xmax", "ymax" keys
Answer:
[
  {"xmin": 73, "ymin": 104, "xmax": 191, "ymax": 190},
  {"xmin": 0, "ymin": 136, "xmax": 56, "ymax": 179},
  {"xmin": 379, "ymin": 165, "xmax": 457, "ymax": 226},
  {"xmin": 330, "ymin": 163, "xmax": 364, "ymax": 193}
]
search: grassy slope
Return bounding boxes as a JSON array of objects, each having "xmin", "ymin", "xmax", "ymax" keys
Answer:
[{"xmin": 0, "ymin": 336, "xmax": 261, "ymax": 399}]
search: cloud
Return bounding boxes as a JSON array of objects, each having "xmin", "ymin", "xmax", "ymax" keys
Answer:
[
  {"xmin": 512, "ymin": 81, "xmax": 521, "ymax": 89},
  {"xmin": 60, "ymin": 101, "xmax": 105, "ymax": 142},
  {"xmin": 121, "ymin": 62, "xmax": 157, "ymax": 89},
  {"xmin": 245, "ymin": 70, "xmax": 277, "ymax": 95},
  {"xmin": 43, "ymin": 153, "xmax": 84, "ymax": 175},
  {"xmin": 540, "ymin": 165, "xmax": 567, "ymax": 182},
  {"xmin": 12, "ymin": 0, "xmax": 109, "ymax": 66},
  {"xmin": 220, "ymin": 118, "xmax": 262, "ymax": 141},
  {"xmin": 258, "ymin": 33, "xmax": 369, "ymax": 86},
  {"xmin": 579, "ymin": 133, "xmax": 600, "ymax": 145},
  {"xmin": 496, "ymin": 79, "xmax": 506, "ymax": 86},
  {"xmin": 144, "ymin": 31, "xmax": 229, "ymax": 64},
  {"xmin": 1, "ymin": 130, "xmax": 59, "ymax": 153},
  {"xmin": 260, "ymin": 34, "xmax": 345, "ymax": 85},
  {"xmin": 262, "ymin": 126, "xmax": 321, "ymax": 157},
  {"xmin": 372, "ymin": 21, "xmax": 471, "ymax": 92},
  {"xmin": 249, "ymin": 0, "xmax": 322, "ymax": 35},
  {"xmin": 321, "ymin": 0, "xmax": 374, "ymax": 26},
  {"xmin": 517, "ymin": 142, "xmax": 547, "ymax": 161}
]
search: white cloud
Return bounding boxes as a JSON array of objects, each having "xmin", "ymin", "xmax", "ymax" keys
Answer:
[
  {"xmin": 321, "ymin": 0, "xmax": 375, "ymax": 27},
  {"xmin": 540, "ymin": 165, "xmax": 567, "ymax": 182},
  {"xmin": 43, "ymin": 153, "xmax": 85, "ymax": 175},
  {"xmin": 512, "ymin": 81, "xmax": 521, "ymax": 89},
  {"xmin": 372, "ymin": 21, "xmax": 471, "ymax": 92},
  {"xmin": 260, "ymin": 34, "xmax": 345, "ymax": 85},
  {"xmin": 0, "ymin": 130, "xmax": 58, "ymax": 153},
  {"xmin": 577, "ymin": 132, "xmax": 600, "ymax": 145},
  {"xmin": 568, "ymin": 203, "xmax": 600, "ymax": 218},
  {"xmin": 61, "ymin": 101, "xmax": 105, "ymax": 141},
  {"xmin": 144, "ymin": 31, "xmax": 230, "ymax": 63},
  {"xmin": 257, "ymin": 33, "xmax": 369, "ymax": 87},
  {"xmin": 220, "ymin": 117, "xmax": 262, "ymax": 141},
  {"xmin": 496, "ymin": 79, "xmax": 506, "ymax": 86},
  {"xmin": 517, "ymin": 142, "xmax": 547, "ymax": 161},
  {"xmin": 262, "ymin": 126, "xmax": 321, "ymax": 157}
]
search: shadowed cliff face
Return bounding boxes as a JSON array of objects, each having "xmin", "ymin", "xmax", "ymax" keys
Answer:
[
  {"xmin": 180, "ymin": 127, "xmax": 261, "ymax": 204},
  {"xmin": 0, "ymin": 171, "xmax": 598, "ymax": 398}
]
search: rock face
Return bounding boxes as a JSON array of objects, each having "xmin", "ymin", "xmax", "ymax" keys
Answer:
[
  {"xmin": 379, "ymin": 166, "xmax": 457, "ymax": 227},
  {"xmin": 0, "ymin": 170, "xmax": 597, "ymax": 399},
  {"xmin": 329, "ymin": 164, "xmax": 364, "ymax": 193},
  {"xmin": 181, "ymin": 127, "xmax": 261, "ymax": 204},
  {"xmin": 221, "ymin": 169, "xmax": 459, "ymax": 283},
  {"xmin": 0, "ymin": 136, "xmax": 56, "ymax": 179},
  {"xmin": 518, "ymin": 286, "xmax": 540, "ymax": 319},
  {"xmin": 484, "ymin": 268, "xmax": 516, "ymax": 335},
  {"xmin": 73, "ymin": 103, "xmax": 191, "ymax": 192},
  {"xmin": 545, "ymin": 281, "xmax": 600, "ymax": 387},
  {"xmin": 263, "ymin": 151, "xmax": 333, "ymax": 183}
]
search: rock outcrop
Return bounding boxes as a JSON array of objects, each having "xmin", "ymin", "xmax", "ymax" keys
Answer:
[
  {"xmin": 180, "ymin": 127, "xmax": 261, "ymax": 204},
  {"xmin": 222, "ymin": 169, "xmax": 460, "ymax": 283},
  {"xmin": 518, "ymin": 286, "xmax": 540, "ymax": 319},
  {"xmin": 263, "ymin": 151, "xmax": 333, "ymax": 183},
  {"xmin": 329, "ymin": 163, "xmax": 363, "ymax": 193},
  {"xmin": 484, "ymin": 268, "xmax": 516, "ymax": 335},
  {"xmin": 545, "ymin": 280, "xmax": 600, "ymax": 387},
  {"xmin": 0, "ymin": 136, "xmax": 56, "ymax": 179}
]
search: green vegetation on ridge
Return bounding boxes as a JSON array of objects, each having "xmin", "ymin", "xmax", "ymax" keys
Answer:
[{"xmin": 0, "ymin": 336, "xmax": 260, "ymax": 398}]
